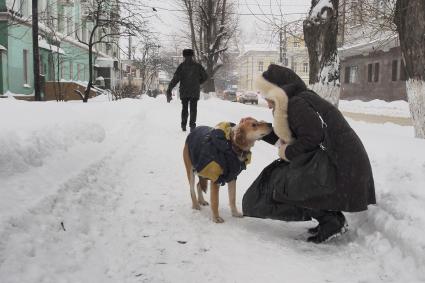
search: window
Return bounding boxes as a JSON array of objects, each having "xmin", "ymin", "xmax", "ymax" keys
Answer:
[
  {"xmin": 292, "ymin": 62, "xmax": 298, "ymax": 72},
  {"xmin": 61, "ymin": 62, "xmax": 65, "ymax": 79},
  {"xmin": 374, "ymin": 62, "xmax": 380, "ymax": 82},
  {"xmin": 367, "ymin": 63, "xmax": 373, "ymax": 82},
  {"xmin": 77, "ymin": 64, "xmax": 85, "ymax": 81},
  {"xmin": 82, "ymin": 21, "xmax": 88, "ymax": 43},
  {"xmin": 400, "ymin": 60, "xmax": 407, "ymax": 81},
  {"xmin": 39, "ymin": 55, "xmax": 47, "ymax": 75},
  {"xmin": 293, "ymin": 41, "xmax": 300, "ymax": 48},
  {"xmin": 349, "ymin": 66, "xmax": 358, "ymax": 83},
  {"xmin": 344, "ymin": 67, "xmax": 350, "ymax": 83},
  {"xmin": 258, "ymin": 61, "xmax": 264, "ymax": 72},
  {"xmin": 303, "ymin": 63, "xmax": 308, "ymax": 73},
  {"xmin": 345, "ymin": 66, "xmax": 358, "ymax": 84},
  {"xmin": 392, "ymin": 60, "xmax": 398, "ymax": 81},
  {"xmin": 23, "ymin": 49, "xmax": 29, "ymax": 85},
  {"xmin": 69, "ymin": 61, "xmax": 73, "ymax": 80}
]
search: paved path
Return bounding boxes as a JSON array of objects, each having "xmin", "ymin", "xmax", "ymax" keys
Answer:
[{"xmin": 342, "ymin": 111, "xmax": 412, "ymax": 126}]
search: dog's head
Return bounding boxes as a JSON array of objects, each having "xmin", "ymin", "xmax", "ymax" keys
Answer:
[{"xmin": 233, "ymin": 117, "xmax": 272, "ymax": 151}]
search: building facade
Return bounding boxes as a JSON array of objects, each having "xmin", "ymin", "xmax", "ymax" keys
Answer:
[
  {"xmin": 0, "ymin": 0, "xmax": 120, "ymax": 99},
  {"xmin": 237, "ymin": 45, "xmax": 279, "ymax": 92},
  {"xmin": 285, "ymin": 34, "xmax": 310, "ymax": 84},
  {"xmin": 337, "ymin": 0, "xmax": 407, "ymax": 101},
  {"xmin": 237, "ymin": 40, "xmax": 309, "ymax": 92}
]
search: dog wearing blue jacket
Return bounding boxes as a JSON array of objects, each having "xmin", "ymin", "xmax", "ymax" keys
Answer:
[{"xmin": 183, "ymin": 118, "xmax": 272, "ymax": 223}]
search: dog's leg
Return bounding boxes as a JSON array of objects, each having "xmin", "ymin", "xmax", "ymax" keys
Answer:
[
  {"xmin": 210, "ymin": 182, "xmax": 224, "ymax": 223},
  {"xmin": 190, "ymin": 171, "xmax": 200, "ymax": 210},
  {"xmin": 183, "ymin": 143, "xmax": 200, "ymax": 210},
  {"xmin": 228, "ymin": 180, "xmax": 243, "ymax": 218},
  {"xmin": 197, "ymin": 177, "xmax": 209, "ymax": 206}
]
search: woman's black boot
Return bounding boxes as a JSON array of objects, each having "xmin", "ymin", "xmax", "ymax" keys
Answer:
[{"xmin": 307, "ymin": 211, "xmax": 347, "ymax": 243}]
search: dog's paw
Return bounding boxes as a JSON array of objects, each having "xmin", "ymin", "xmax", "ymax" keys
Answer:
[
  {"xmin": 212, "ymin": 216, "xmax": 224, "ymax": 223},
  {"xmin": 192, "ymin": 203, "xmax": 201, "ymax": 210},
  {"xmin": 198, "ymin": 200, "xmax": 209, "ymax": 206},
  {"xmin": 231, "ymin": 211, "xmax": 243, "ymax": 218}
]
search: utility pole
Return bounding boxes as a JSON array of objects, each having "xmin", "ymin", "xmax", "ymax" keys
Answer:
[{"xmin": 32, "ymin": 0, "xmax": 41, "ymax": 101}]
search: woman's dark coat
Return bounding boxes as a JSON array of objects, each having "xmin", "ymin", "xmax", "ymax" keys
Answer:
[{"xmin": 256, "ymin": 64, "xmax": 376, "ymax": 212}]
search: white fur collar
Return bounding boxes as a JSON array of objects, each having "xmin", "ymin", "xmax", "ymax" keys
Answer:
[{"xmin": 255, "ymin": 76, "xmax": 294, "ymax": 144}]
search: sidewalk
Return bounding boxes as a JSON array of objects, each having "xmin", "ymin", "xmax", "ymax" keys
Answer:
[{"xmin": 342, "ymin": 111, "xmax": 412, "ymax": 126}]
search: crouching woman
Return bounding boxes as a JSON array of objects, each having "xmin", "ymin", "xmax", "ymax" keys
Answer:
[{"xmin": 243, "ymin": 64, "xmax": 376, "ymax": 243}]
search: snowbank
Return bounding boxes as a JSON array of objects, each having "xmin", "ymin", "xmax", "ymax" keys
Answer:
[{"xmin": 339, "ymin": 99, "xmax": 411, "ymax": 118}]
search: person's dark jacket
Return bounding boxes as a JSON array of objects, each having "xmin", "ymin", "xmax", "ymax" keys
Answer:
[
  {"xmin": 186, "ymin": 122, "xmax": 251, "ymax": 185},
  {"xmin": 167, "ymin": 58, "xmax": 208, "ymax": 100},
  {"xmin": 257, "ymin": 64, "xmax": 376, "ymax": 212}
]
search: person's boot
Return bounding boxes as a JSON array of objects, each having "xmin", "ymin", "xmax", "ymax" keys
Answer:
[
  {"xmin": 307, "ymin": 211, "xmax": 347, "ymax": 243},
  {"xmin": 307, "ymin": 225, "xmax": 320, "ymax": 235}
]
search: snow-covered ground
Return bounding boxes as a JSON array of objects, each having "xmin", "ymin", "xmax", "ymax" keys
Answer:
[{"xmin": 1, "ymin": 95, "xmax": 424, "ymax": 283}]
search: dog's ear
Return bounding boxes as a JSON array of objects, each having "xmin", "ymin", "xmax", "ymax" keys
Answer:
[{"xmin": 234, "ymin": 126, "xmax": 247, "ymax": 148}]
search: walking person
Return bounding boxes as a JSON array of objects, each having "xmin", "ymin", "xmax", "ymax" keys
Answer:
[
  {"xmin": 243, "ymin": 64, "xmax": 376, "ymax": 243},
  {"xmin": 166, "ymin": 49, "xmax": 208, "ymax": 132}
]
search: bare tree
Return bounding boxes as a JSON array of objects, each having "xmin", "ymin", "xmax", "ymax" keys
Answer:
[
  {"xmin": 394, "ymin": 0, "xmax": 425, "ymax": 138},
  {"xmin": 303, "ymin": 0, "xmax": 340, "ymax": 105},
  {"xmin": 180, "ymin": 0, "xmax": 238, "ymax": 93},
  {"xmin": 242, "ymin": 0, "xmax": 306, "ymax": 66},
  {"xmin": 75, "ymin": 0, "xmax": 149, "ymax": 102},
  {"xmin": 133, "ymin": 39, "xmax": 161, "ymax": 93}
]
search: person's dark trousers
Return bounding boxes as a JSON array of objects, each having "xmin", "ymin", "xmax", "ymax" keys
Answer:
[{"xmin": 181, "ymin": 98, "xmax": 198, "ymax": 130}]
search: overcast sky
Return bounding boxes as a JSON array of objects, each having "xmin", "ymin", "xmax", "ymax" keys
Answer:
[{"xmin": 131, "ymin": 0, "xmax": 312, "ymax": 53}]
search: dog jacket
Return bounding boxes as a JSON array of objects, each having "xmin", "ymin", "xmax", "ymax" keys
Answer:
[{"xmin": 186, "ymin": 122, "xmax": 251, "ymax": 186}]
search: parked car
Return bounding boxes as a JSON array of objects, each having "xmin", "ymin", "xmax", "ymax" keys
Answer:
[
  {"xmin": 239, "ymin": 91, "xmax": 258, "ymax": 104},
  {"xmin": 223, "ymin": 90, "xmax": 237, "ymax": 102}
]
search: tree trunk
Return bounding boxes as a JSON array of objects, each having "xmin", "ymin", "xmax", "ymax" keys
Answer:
[
  {"xmin": 303, "ymin": 0, "xmax": 340, "ymax": 106},
  {"xmin": 203, "ymin": 77, "xmax": 215, "ymax": 93},
  {"xmin": 84, "ymin": 44, "xmax": 94, "ymax": 103},
  {"xmin": 394, "ymin": 0, "xmax": 425, "ymax": 138},
  {"xmin": 32, "ymin": 0, "xmax": 41, "ymax": 101}
]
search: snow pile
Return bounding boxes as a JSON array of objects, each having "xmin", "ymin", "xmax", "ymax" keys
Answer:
[
  {"xmin": 0, "ymin": 97, "xmax": 425, "ymax": 282},
  {"xmin": 339, "ymin": 99, "xmax": 411, "ymax": 117},
  {"xmin": 0, "ymin": 122, "xmax": 105, "ymax": 177}
]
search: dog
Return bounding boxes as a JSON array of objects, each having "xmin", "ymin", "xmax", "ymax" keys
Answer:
[{"xmin": 183, "ymin": 117, "xmax": 272, "ymax": 223}]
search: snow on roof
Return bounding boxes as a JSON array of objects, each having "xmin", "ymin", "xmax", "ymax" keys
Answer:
[
  {"xmin": 0, "ymin": 44, "xmax": 6, "ymax": 51},
  {"xmin": 240, "ymin": 44, "xmax": 278, "ymax": 56},
  {"xmin": 38, "ymin": 40, "xmax": 65, "ymax": 55},
  {"xmin": 338, "ymin": 28, "xmax": 399, "ymax": 59}
]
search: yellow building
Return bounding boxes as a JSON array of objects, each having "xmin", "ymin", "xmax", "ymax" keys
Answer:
[
  {"xmin": 238, "ymin": 45, "xmax": 279, "ymax": 91},
  {"xmin": 286, "ymin": 34, "xmax": 310, "ymax": 84},
  {"xmin": 237, "ymin": 39, "xmax": 309, "ymax": 92}
]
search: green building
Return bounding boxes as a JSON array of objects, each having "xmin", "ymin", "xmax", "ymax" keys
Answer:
[{"xmin": 0, "ymin": 0, "xmax": 120, "ymax": 99}]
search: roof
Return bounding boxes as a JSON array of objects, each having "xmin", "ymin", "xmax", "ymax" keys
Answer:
[
  {"xmin": 240, "ymin": 44, "xmax": 279, "ymax": 57},
  {"xmin": 338, "ymin": 27, "xmax": 399, "ymax": 59}
]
